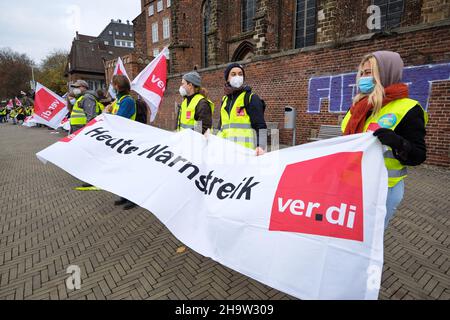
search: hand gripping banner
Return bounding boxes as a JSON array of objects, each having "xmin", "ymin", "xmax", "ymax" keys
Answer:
[{"xmin": 36, "ymin": 114, "xmax": 388, "ymax": 300}]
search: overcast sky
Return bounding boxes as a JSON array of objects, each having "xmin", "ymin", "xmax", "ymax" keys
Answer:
[{"xmin": 0, "ymin": 0, "xmax": 141, "ymax": 65}]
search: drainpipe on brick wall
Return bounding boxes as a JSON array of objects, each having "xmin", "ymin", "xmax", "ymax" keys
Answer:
[{"xmin": 277, "ymin": 0, "xmax": 282, "ymax": 50}]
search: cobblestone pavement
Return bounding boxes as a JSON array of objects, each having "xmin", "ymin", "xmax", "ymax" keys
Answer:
[{"xmin": 0, "ymin": 124, "xmax": 448, "ymax": 300}]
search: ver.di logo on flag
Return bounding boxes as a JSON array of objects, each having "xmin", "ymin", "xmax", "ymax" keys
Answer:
[{"xmin": 269, "ymin": 152, "xmax": 365, "ymax": 242}]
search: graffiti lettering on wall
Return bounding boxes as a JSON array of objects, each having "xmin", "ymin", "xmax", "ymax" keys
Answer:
[{"xmin": 307, "ymin": 63, "xmax": 450, "ymax": 113}]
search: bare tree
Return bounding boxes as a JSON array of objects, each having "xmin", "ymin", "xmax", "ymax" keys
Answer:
[{"xmin": 0, "ymin": 48, "xmax": 34, "ymax": 100}]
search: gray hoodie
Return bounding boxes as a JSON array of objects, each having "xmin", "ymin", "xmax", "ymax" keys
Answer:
[
  {"xmin": 372, "ymin": 51, "xmax": 404, "ymax": 88},
  {"xmin": 79, "ymin": 90, "xmax": 100, "ymax": 122}
]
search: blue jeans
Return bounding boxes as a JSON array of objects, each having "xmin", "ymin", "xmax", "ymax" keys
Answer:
[{"xmin": 385, "ymin": 179, "xmax": 405, "ymax": 229}]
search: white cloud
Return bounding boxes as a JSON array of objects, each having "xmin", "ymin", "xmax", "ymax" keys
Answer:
[{"xmin": 0, "ymin": 0, "xmax": 141, "ymax": 64}]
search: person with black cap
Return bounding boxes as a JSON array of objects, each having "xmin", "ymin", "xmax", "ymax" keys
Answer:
[
  {"xmin": 69, "ymin": 80, "xmax": 103, "ymax": 134},
  {"xmin": 176, "ymin": 71, "xmax": 214, "ymax": 134},
  {"xmin": 341, "ymin": 51, "xmax": 428, "ymax": 230},
  {"xmin": 217, "ymin": 63, "xmax": 267, "ymax": 156},
  {"xmin": 69, "ymin": 80, "xmax": 104, "ymax": 192}
]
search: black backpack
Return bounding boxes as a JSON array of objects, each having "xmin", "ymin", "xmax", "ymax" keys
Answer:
[
  {"xmin": 244, "ymin": 91, "xmax": 266, "ymax": 113},
  {"xmin": 135, "ymin": 99, "xmax": 148, "ymax": 124}
]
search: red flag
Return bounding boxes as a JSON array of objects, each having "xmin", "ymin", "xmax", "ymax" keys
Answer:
[
  {"xmin": 33, "ymin": 82, "xmax": 68, "ymax": 129},
  {"xmin": 15, "ymin": 97, "xmax": 22, "ymax": 107},
  {"xmin": 108, "ymin": 57, "xmax": 130, "ymax": 99},
  {"xmin": 131, "ymin": 48, "xmax": 168, "ymax": 122}
]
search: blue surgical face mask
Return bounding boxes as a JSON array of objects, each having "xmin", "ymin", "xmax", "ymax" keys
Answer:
[{"xmin": 358, "ymin": 76, "xmax": 375, "ymax": 94}]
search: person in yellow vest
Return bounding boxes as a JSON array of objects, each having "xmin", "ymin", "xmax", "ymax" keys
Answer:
[
  {"xmin": 217, "ymin": 63, "xmax": 267, "ymax": 156},
  {"xmin": 69, "ymin": 80, "xmax": 104, "ymax": 134},
  {"xmin": 69, "ymin": 80, "xmax": 104, "ymax": 191},
  {"xmin": 0, "ymin": 107, "xmax": 6, "ymax": 123},
  {"xmin": 341, "ymin": 51, "xmax": 427, "ymax": 230},
  {"xmin": 10, "ymin": 108, "xmax": 17, "ymax": 125},
  {"xmin": 105, "ymin": 75, "xmax": 137, "ymax": 122},
  {"xmin": 16, "ymin": 106, "xmax": 26, "ymax": 124},
  {"xmin": 104, "ymin": 75, "xmax": 139, "ymax": 210},
  {"xmin": 176, "ymin": 71, "xmax": 214, "ymax": 134}
]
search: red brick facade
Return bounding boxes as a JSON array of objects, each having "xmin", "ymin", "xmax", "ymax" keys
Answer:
[
  {"xmin": 109, "ymin": 0, "xmax": 450, "ymax": 167},
  {"xmin": 158, "ymin": 24, "xmax": 450, "ymax": 167},
  {"xmin": 142, "ymin": 0, "xmax": 171, "ymax": 59}
]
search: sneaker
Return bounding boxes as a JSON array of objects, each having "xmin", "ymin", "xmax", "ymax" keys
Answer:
[{"xmin": 114, "ymin": 198, "xmax": 128, "ymax": 206}]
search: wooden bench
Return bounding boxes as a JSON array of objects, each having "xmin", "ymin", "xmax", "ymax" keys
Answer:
[{"xmin": 308, "ymin": 125, "xmax": 342, "ymax": 142}]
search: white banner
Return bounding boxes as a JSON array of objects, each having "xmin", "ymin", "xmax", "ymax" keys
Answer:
[
  {"xmin": 36, "ymin": 114, "xmax": 388, "ymax": 300},
  {"xmin": 22, "ymin": 115, "xmax": 37, "ymax": 127},
  {"xmin": 57, "ymin": 117, "xmax": 70, "ymax": 131}
]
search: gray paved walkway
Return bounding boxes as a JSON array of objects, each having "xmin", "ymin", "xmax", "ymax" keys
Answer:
[{"xmin": 0, "ymin": 123, "xmax": 448, "ymax": 300}]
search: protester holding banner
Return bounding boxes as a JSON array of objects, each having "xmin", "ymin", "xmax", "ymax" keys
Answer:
[
  {"xmin": 217, "ymin": 63, "xmax": 267, "ymax": 156},
  {"xmin": 105, "ymin": 75, "xmax": 137, "ymax": 121},
  {"xmin": 69, "ymin": 80, "xmax": 103, "ymax": 134},
  {"xmin": 341, "ymin": 51, "xmax": 428, "ymax": 229},
  {"xmin": 65, "ymin": 81, "xmax": 99, "ymax": 191},
  {"xmin": 105, "ymin": 75, "xmax": 139, "ymax": 210},
  {"xmin": 176, "ymin": 71, "xmax": 214, "ymax": 134}
]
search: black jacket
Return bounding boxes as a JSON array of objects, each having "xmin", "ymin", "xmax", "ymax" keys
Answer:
[
  {"xmin": 218, "ymin": 86, "xmax": 267, "ymax": 148},
  {"xmin": 391, "ymin": 105, "xmax": 427, "ymax": 166},
  {"xmin": 182, "ymin": 94, "xmax": 212, "ymax": 135},
  {"xmin": 354, "ymin": 104, "xmax": 427, "ymax": 166}
]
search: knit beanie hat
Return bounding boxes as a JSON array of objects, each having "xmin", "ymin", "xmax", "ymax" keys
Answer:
[
  {"xmin": 224, "ymin": 63, "xmax": 245, "ymax": 81},
  {"xmin": 183, "ymin": 71, "xmax": 202, "ymax": 87}
]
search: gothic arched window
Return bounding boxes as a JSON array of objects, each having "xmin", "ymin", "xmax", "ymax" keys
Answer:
[
  {"xmin": 242, "ymin": 0, "xmax": 256, "ymax": 32},
  {"xmin": 202, "ymin": 0, "xmax": 211, "ymax": 67}
]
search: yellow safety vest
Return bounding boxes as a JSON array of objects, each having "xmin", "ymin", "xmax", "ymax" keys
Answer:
[
  {"xmin": 111, "ymin": 95, "xmax": 136, "ymax": 121},
  {"xmin": 0, "ymin": 109, "xmax": 6, "ymax": 115},
  {"xmin": 217, "ymin": 91, "xmax": 256, "ymax": 149},
  {"xmin": 177, "ymin": 94, "xmax": 214, "ymax": 131},
  {"xmin": 70, "ymin": 95, "xmax": 104, "ymax": 126},
  {"xmin": 341, "ymin": 98, "xmax": 428, "ymax": 187}
]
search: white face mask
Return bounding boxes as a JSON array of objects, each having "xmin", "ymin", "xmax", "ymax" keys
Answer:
[
  {"xmin": 179, "ymin": 86, "xmax": 188, "ymax": 97},
  {"xmin": 73, "ymin": 88, "xmax": 82, "ymax": 97},
  {"xmin": 229, "ymin": 76, "xmax": 244, "ymax": 89}
]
